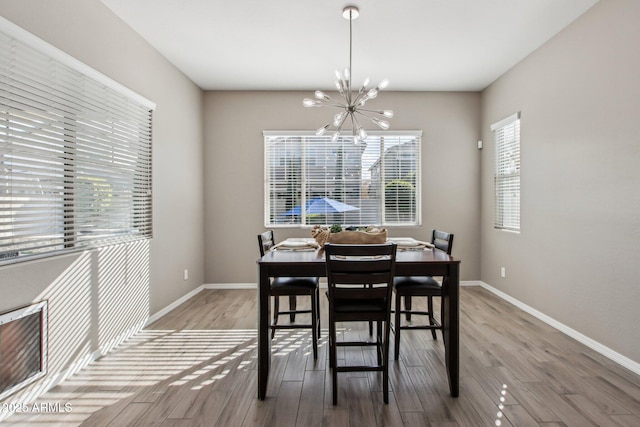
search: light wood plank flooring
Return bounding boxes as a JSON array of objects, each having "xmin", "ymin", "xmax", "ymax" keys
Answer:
[{"xmin": 4, "ymin": 287, "xmax": 640, "ymax": 426}]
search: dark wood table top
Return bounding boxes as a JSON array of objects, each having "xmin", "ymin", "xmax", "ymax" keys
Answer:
[{"xmin": 258, "ymin": 246, "xmax": 460, "ymax": 267}]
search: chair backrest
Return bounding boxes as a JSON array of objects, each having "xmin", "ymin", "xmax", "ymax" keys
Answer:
[
  {"xmin": 258, "ymin": 230, "xmax": 275, "ymax": 256},
  {"xmin": 431, "ymin": 230, "xmax": 454, "ymax": 255},
  {"xmin": 324, "ymin": 243, "xmax": 397, "ymax": 303}
]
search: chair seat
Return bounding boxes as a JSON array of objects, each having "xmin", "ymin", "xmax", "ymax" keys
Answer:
[
  {"xmin": 271, "ymin": 276, "xmax": 318, "ymax": 293},
  {"xmin": 394, "ymin": 275, "xmax": 441, "ymax": 289}
]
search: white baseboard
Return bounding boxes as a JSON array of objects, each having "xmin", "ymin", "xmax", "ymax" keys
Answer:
[
  {"xmin": 204, "ymin": 283, "xmax": 257, "ymax": 290},
  {"xmin": 461, "ymin": 280, "xmax": 482, "ymax": 287},
  {"xmin": 204, "ymin": 281, "xmax": 483, "ymax": 289},
  {"xmin": 145, "ymin": 284, "xmax": 205, "ymax": 326},
  {"xmin": 479, "ymin": 281, "xmax": 640, "ymax": 376}
]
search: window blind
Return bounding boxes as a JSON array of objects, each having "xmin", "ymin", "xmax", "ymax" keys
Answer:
[
  {"xmin": 264, "ymin": 131, "xmax": 421, "ymax": 227},
  {"xmin": 0, "ymin": 19, "xmax": 154, "ymax": 264},
  {"xmin": 492, "ymin": 113, "xmax": 520, "ymax": 231}
]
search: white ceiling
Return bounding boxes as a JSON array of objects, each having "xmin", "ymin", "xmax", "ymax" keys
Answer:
[{"xmin": 100, "ymin": 0, "xmax": 598, "ymax": 91}]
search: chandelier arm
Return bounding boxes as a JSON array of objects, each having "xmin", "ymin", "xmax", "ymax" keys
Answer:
[
  {"xmin": 353, "ymin": 89, "xmax": 365, "ymax": 105},
  {"xmin": 354, "ymin": 110, "xmax": 389, "ymax": 129},
  {"xmin": 316, "ymin": 96, "xmax": 348, "ymax": 108},
  {"xmin": 351, "ymin": 89, "xmax": 368, "ymax": 107},
  {"xmin": 355, "ymin": 107, "xmax": 388, "ymax": 115},
  {"xmin": 322, "ymin": 102, "xmax": 350, "ymax": 109},
  {"xmin": 350, "ymin": 113, "xmax": 358, "ymax": 135},
  {"xmin": 354, "ymin": 110, "xmax": 382, "ymax": 123},
  {"xmin": 353, "ymin": 110, "xmax": 375, "ymax": 118},
  {"xmin": 351, "ymin": 113, "xmax": 366, "ymax": 140},
  {"xmin": 332, "ymin": 114, "xmax": 349, "ymax": 141}
]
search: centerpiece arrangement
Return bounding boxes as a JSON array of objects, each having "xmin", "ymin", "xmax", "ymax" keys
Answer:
[{"xmin": 311, "ymin": 224, "xmax": 387, "ymax": 247}]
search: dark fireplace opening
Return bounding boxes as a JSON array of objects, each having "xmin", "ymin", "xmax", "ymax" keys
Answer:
[{"xmin": 0, "ymin": 301, "xmax": 48, "ymax": 400}]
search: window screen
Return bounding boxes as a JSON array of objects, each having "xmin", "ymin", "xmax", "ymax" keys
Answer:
[
  {"xmin": 264, "ymin": 131, "xmax": 421, "ymax": 227},
  {"xmin": 0, "ymin": 18, "xmax": 154, "ymax": 264}
]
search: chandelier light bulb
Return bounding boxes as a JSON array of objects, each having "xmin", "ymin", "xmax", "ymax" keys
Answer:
[
  {"xmin": 303, "ymin": 98, "xmax": 322, "ymax": 107},
  {"xmin": 372, "ymin": 118, "xmax": 389, "ymax": 130},
  {"xmin": 316, "ymin": 123, "xmax": 330, "ymax": 136},
  {"xmin": 302, "ymin": 6, "xmax": 393, "ymax": 141}
]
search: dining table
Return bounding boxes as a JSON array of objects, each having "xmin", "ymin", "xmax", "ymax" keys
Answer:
[{"xmin": 256, "ymin": 240, "xmax": 461, "ymax": 400}]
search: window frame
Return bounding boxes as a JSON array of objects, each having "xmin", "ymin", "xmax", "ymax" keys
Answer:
[
  {"xmin": 263, "ymin": 130, "xmax": 422, "ymax": 228},
  {"xmin": 491, "ymin": 112, "xmax": 521, "ymax": 232}
]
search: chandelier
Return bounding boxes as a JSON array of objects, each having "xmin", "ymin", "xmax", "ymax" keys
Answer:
[{"xmin": 303, "ymin": 6, "xmax": 393, "ymax": 143}]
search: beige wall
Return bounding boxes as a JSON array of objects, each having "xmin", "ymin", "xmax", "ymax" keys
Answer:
[
  {"xmin": 0, "ymin": 0, "xmax": 204, "ymax": 403},
  {"xmin": 481, "ymin": 0, "xmax": 640, "ymax": 363},
  {"xmin": 204, "ymin": 91, "xmax": 481, "ymax": 283}
]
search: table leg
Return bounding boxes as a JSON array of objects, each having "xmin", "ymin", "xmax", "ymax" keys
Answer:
[
  {"xmin": 258, "ymin": 265, "xmax": 270, "ymax": 400},
  {"xmin": 442, "ymin": 263, "xmax": 460, "ymax": 397}
]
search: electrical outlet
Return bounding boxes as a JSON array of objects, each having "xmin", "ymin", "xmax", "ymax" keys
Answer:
[
  {"xmin": 500, "ymin": 267, "xmax": 506, "ymax": 278},
  {"xmin": 183, "ymin": 269, "xmax": 189, "ymax": 281}
]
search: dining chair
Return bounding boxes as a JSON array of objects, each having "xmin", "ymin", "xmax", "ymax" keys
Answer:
[
  {"xmin": 258, "ymin": 230, "xmax": 320, "ymax": 359},
  {"xmin": 324, "ymin": 242, "xmax": 397, "ymax": 405},
  {"xmin": 392, "ymin": 229, "xmax": 454, "ymax": 360}
]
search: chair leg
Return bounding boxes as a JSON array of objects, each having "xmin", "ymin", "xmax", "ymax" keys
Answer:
[
  {"xmin": 316, "ymin": 287, "xmax": 321, "ymax": 339},
  {"xmin": 329, "ymin": 313, "xmax": 338, "ymax": 405},
  {"xmin": 383, "ymin": 319, "xmax": 391, "ymax": 404},
  {"xmin": 394, "ymin": 293, "xmax": 401, "ymax": 360},
  {"xmin": 377, "ymin": 320, "xmax": 383, "ymax": 366},
  {"xmin": 289, "ymin": 295, "xmax": 297, "ymax": 322},
  {"xmin": 329, "ymin": 314, "xmax": 336, "ymax": 370},
  {"xmin": 311, "ymin": 291, "xmax": 318, "ymax": 360},
  {"xmin": 332, "ymin": 364, "xmax": 338, "ymax": 405},
  {"xmin": 428, "ymin": 296, "xmax": 437, "ymax": 340},
  {"xmin": 368, "ymin": 284, "xmax": 374, "ymax": 336},
  {"xmin": 271, "ymin": 296, "xmax": 279, "ymax": 339},
  {"xmin": 405, "ymin": 295, "xmax": 412, "ymax": 321}
]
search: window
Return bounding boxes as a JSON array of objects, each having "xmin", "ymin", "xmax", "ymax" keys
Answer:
[
  {"xmin": 0, "ymin": 18, "xmax": 154, "ymax": 265},
  {"xmin": 491, "ymin": 113, "xmax": 520, "ymax": 231},
  {"xmin": 264, "ymin": 131, "xmax": 421, "ymax": 227}
]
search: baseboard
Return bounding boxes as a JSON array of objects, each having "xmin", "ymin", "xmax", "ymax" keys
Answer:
[
  {"xmin": 145, "ymin": 284, "xmax": 205, "ymax": 326},
  {"xmin": 461, "ymin": 280, "xmax": 482, "ymax": 287},
  {"xmin": 479, "ymin": 281, "xmax": 640, "ymax": 376},
  {"xmin": 204, "ymin": 283, "xmax": 257, "ymax": 290},
  {"xmin": 204, "ymin": 280, "xmax": 483, "ymax": 290}
]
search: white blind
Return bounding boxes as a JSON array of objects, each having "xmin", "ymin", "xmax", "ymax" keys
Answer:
[
  {"xmin": 492, "ymin": 113, "xmax": 520, "ymax": 231},
  {"xmin": 264, "ymin": 131, "xmax": 421, "ymax": 227},
  {"xmin": 0, "ymin": 21, "xmax": 153, "ymax": 264}
]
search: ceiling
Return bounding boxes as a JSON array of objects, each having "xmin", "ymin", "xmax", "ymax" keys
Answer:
[{"xmin": 100, "ymin": 0, "xmax": 598, "ymax": 92}]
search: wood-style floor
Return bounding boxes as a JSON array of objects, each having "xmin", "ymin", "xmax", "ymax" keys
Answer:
[{"xmin": 5, "ymin": 286, "xmax": 640, "ymax": 426}]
